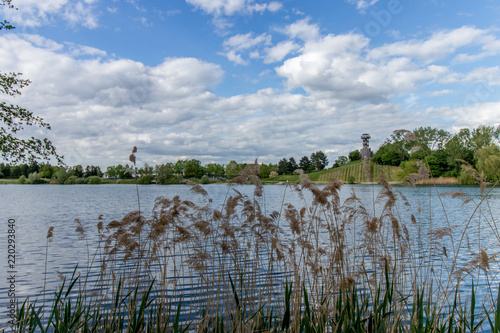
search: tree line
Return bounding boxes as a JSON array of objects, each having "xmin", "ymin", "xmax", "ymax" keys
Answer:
[
  {"xmin": 0, "ymin": 151, "xmax": 330, "ymax": 184},
  {"xmin": 367, "ymin": 125, "xmax": 500, "ymax": 183},
  {"xmin": 3, "ymin": 125, "xmax": 499, "ymax": 184}
]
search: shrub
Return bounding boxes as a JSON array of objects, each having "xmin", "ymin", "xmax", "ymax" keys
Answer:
[
  {"xmin": 347, "ymin": 175, "xmax": 356, "ymax": 184},
  {"xmin": 27, "ymin": 172, "xmax": 45, "ymax": 184},
  {"xmin": 86, "ymin": 176, "xmax": 101, "ymax": 184},
  {"xmin": 200, "ymin": 175, "xmax": 210, "ymax": 184},
  {"xmin": 18, "ymin": 175, "xmax": 26, "ymax": 184},
  {"xmin": 64, "ymin": 176, "xmax": 79, "ymax": 184},
  {"xmin": 458, "ymin": 171, "xmax": 476, "ymax": 185},
  {"xmin": 269, "ymin": 171, "xmax": 278, "ymax": 179},
  {"xmin": 137, "ymin": 175, "xmax": 153, "ymax": 184}
]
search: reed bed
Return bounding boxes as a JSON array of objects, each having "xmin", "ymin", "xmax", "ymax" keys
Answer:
[
  {"xmin": 416, "ymin": 177, "xmax": 458, "ymax": 185},
  {"xmin": 5, "ymin": 162, "xmax": 500, "ymax": 332}
]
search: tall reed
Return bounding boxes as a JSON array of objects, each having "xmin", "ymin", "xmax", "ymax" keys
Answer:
[{"xmin": 6, "ymin": 162, "xmax": 499, "ymax": 332}]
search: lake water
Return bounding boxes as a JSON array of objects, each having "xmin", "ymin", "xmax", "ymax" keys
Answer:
[{"xmin": 0, "ymin": 183, "xmax": 499, "ymax": 329}]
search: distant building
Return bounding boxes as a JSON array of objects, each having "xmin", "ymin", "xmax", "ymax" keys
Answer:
[{"xmin": 360, "ymin": 133, "xmax": 372, "ymax": 159}]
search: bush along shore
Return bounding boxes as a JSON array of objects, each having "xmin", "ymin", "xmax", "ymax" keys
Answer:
[{"xmin": 5, "ymin": 162, "xmax": 500, "ymax": 332}]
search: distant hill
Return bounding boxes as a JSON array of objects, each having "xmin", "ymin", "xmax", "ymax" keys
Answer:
[{"xmin": 316, "ymin": 161, "xmax": 400, "ymax": 183}]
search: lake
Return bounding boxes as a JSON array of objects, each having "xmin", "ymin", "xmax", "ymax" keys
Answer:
[{"xmin": 0, "ymin": 183, "xmax": 499, "ymax": 329}]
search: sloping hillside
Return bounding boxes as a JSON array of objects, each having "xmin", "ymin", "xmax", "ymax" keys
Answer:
[{"xmin": 317, "ymin": 161, "xmax": 400, "ymax": 183}]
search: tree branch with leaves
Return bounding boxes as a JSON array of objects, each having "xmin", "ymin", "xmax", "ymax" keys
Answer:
[{"xmin": 0, "ymin": 0, "xmax": 62, "ymax": 164}]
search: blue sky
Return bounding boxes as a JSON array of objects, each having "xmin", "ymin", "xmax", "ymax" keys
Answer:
[{"xmin": 1, "ymin": 0, "xmax": 500, "ymax": 168}]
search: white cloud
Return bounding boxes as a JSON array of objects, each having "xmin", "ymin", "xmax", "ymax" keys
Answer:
[
  {"xmin": 186, "ymin": 0, "xmax": 282, "ymax": 16},
  {"xmin": 428, "ymin": 89, "xmax": 454, "ymax": 97},
  {"xmin": 464, "ymin": 67, "xmax": 500, "ymax": 85},
  {"xmin": 283, "ymin": 17, "xmax": 320, "ymax": 41},
  {"xmin": 368, "ymin": 26, "xmax": 495, "ymax": 63},
  {"xmin": 0, "ymin": 0, "xmax": 99, "ymax": 28},
  {"xmin": 263, "ymin": 40, "xmax": 299, "ymax": 63},
  {"xmin": 222, "ymin": 32, "xmax": 272, "ymax": 64},
  {"xmin": 2, "ymin": 25, "xmax": 500, "ymax": 167},
  {"xmin": 346, "ymin": 0, "xmax": 379, "ymax": 12}
]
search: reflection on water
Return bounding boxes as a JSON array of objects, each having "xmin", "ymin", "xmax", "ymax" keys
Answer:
[{"xmin": 0, "ymin": 183, "xmax": 499, "ymax": 328}]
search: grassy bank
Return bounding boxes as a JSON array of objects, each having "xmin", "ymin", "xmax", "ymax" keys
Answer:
[{"xmin": 3, "ymin": 164, "xmax": 500, "ymax": 332}]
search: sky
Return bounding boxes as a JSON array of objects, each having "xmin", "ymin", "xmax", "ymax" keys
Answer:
[{"xmin": 1, "ymin": 0, "xmax": 500, "ymax": 168}]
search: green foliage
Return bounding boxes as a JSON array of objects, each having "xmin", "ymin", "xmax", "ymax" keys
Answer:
[
  {"xmin": 0, "ymin": 162, "xmax": 10, "ymax": 178},
  {"xmin": 347, "ymin": 175, "xmax": 356, "ymax": 184},
  {"xmin": 310, "ymin": 151, "xmax": 328, "ymax": 171},
  {"xmin": 138, "ymin": 163, "xmax": 153, "ymax": 176},
  {"xmin": 173, "ymin": 160, "xmax": 187, "ymax": 175},
  {"xmin": 200, "ymin": 175, "xmax": 210, "ymax": 184},
  {"xmin": 27, "ymin": 171, "xmax": 45, "ymax": 184},
  {"xmin": 412, "ymin": 126, "xmax": 451, "ymax": 153},
  {"xmin": 136, "ymin": 175, "xmax": 153, "ymax": 184},
  {"xmin": 39, "ymin": 164, "xmax": 55, "ymax": 178},
  {"xmin": 372, "ymin": 141, "xmax": 408, "ymax": 166},
  {"xmin": 225, "ymin": 160, "xmax": 243, "ymax": 179},
  {"xmin": 1, "ymin": 6, "xmax": 62, "ymax": 164},
  {"xmin": 84, "ymin": 165, "xmax": 103, "ymax": 178},
  {"xmin": 155, "ymin": 163, "xmax": 174, "ymax": 184},
  {"xmin": 458, "ymin": 165, "xmax": 476, "ymax": 185},
  {"xmin": 205, "ymin": 163, "xmax": 225, "ymax": 178},
  {"xmin": 64, "ymin": 175, "xmax": 79, "ymax": 184},
  {"xmin": 475, "ymin": 144, "xmax": 500, "ymax": 181},
  {"xmin": 333, "ymin": 155, "xmax": 348, "ymax": 168},
  {"xmin": 86, "ymin": 176, "xmax": 101, "ymax": 184},
  {"xmin": 269, "ymin": 171, "xmax": 278, "ymax": 179},
  {"xmin": 396, "ymin": 159, "xmax": 420, "ymax": 181},
  {"xmin": 70, "ymin": 165, "xmax": 83, "ymax": 178},
  {"xmin": 18, "ymin": 174, "xmax": 26, "ymax": 184},
  {"xmin": 258, "ymin": 163, "xmax": 276, "ymax": 178},
  {"xmin": 56, "ymin": 167, "xmax": 70, "ymax": 184},
  {"xmin": 184, "ymin": 159, "xmax": 204, "ymax": 178},
  {"xmin": 349, "ymin": 150, "xmax": 361, "ymax": 161},
  {"xmin": 278, "ymin": 157, "xmax": 297, "ymax": 175},
  {"xmin": 298, "ymin": 156, "xmax": 312, "ymax": 173}
]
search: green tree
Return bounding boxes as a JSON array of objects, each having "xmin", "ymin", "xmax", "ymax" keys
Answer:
[
  {"xmin": 56, "ymin": 167, "xmax": 70, "ymax": 184},
  {"xmin": 71, "ymin": 165, "xmax": 84, "ymax": 178},
  {"xmin": 372, "ymin": 142, "xmax": 408, "ymax": 166},
  {"xmin": 173, "ymin": 160, "xmax": 187, "ymax": 175},
  {"xmin": 138, "ymin": 163, "xmax": 153, "ymax": 176},
  {"xmin": 39, "ymin": 164, "xmax": 55, "ymax": 178},
  {"xmin": 278, "ymin": 158, "xmax": 288, "ymax": 175},
  {"xmin": 311, "ymin": 151, "xmax": 328, "ymax": 171},
  {"xmin": 258, "ymin": 163, "xmax": 277, "ymax": 178},
  {"xmin": 137, "ymin": 175, "xmax": 154, "ymax": 184},
  {"xmin": 155, "ymin": 163, "xmax": 175, "ymax": 184},
  {"xmin": 298, "ymin": 156, "xmax": 312, "ymax": 173},
  {"xmin": 348, "ymin": 150, "xmax": 361, "ymax": 162},
  {"xmin": 333, "ymin": 156, "xmax": 348, "ymax": 168},
  {"xmin": 86, "ymin": 176, "xmax": 102, "ymax": 184},
  {"xmin": 1, "ymin": 1, "xmax": 61, "ymax": 164},
  {"xmin": 105, "ymin": 165, "xmax": 117, "ymax": 179},
  {"xmin": 64, "ymin": 175, "xmax": 79, "ymax": 184},
  {"xmin": 470, "ymin": 125, "xmax": 500, "ymax": 152},
  {"xmin": 287, "ymin": 157, "xmax": 298, "ymax": 174},
  {"xmin": 0, "ymin": 162, "xmax": 10, "ymax": 178},
  {"xmin": 225, "ymin": 160, "xmax": 241, "ymax": 179},
  {"xmin": 84, "ymin": 165, "xmax": 103, "ymax": 178},
  {"xmin": 395, "ymin": 159, "xmax": 420, "ymax": 181},
  {"xmin": 445, "ymin": 125, "xmax": 500, "ymax": 171},
  {"xmin": 27, "ymin": 171, "xmax": 45, "ymax": 184},
  {"xmin": 475, "ymin": 144, "xmax": 500, "ymax": 182},
  {"xmin": 205, "ymin": 163, "xmax": 225, "ymax": 178},
  {"xmin": 412, "ymin": 127, "xmax": 451, "ymax": 154},
  {"xmin": 184, "ymin": 159, "xmax": 203, "ymax": 178}
]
